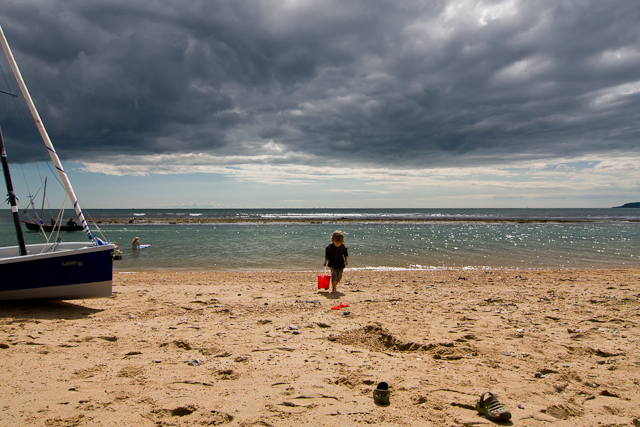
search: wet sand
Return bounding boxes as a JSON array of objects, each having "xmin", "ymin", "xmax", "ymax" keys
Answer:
[{"xmin": 1, "ymin": 268, "xmax": 639, "ymax": 426}]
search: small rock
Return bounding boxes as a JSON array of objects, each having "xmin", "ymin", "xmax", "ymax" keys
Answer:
[
  {"xmin": 186, "ymin": 359, "xmax": 201, "ymax": 366},
  {"xmin": 343, "ymin": 311, "xmax": 350, "ymax": 315},
  {"xmin": 596, "ymin": 360, "xmax": 606, "ymax": 365},
  {"xmin": 288, "ymin": 325, "xmax": 298, "ymax": 330},
  {"xmin": 518, "ymin": 404, "xmax": 525, "ymax": 409}
]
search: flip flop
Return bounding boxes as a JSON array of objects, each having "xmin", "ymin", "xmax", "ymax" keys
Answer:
[
  {"xmin": 373, "ymin": 382, "xmax": 390, "ymax": 406},
  {"xmin": 475, "ymin": 392, "xmax": 511, "ymax": 422}
]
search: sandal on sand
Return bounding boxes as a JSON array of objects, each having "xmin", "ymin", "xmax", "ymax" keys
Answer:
[
  {"xmin": 373, "ymin": 382, "xmax": 390, "ymax": 406},
  {"xmin": 476, "ymin": 392, "xmax": 511, "ymax": 422}
]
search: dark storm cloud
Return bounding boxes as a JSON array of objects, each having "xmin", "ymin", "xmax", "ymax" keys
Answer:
[{"xmin": 1, "ymin": 0, "xmax": 639, "ymax": 167}]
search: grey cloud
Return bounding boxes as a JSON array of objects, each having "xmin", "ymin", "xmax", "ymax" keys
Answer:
[{"xmin": 1, "ymin": 0, "xmax": 639, "ymax": 168}]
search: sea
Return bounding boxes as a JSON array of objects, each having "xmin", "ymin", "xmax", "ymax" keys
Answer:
[{"xmin": 1, "ymin": 208, "xmax": 640, "ymax": 272}]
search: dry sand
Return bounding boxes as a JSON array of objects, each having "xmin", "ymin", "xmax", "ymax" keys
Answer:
[{"xmin": 1, "ymin": 268, "xmax": 639, "ymax": 426}]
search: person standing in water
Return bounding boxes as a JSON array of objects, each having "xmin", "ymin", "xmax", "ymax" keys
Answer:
[{"xmin": 324, "ymin": 230, "xmax": 348, "ymax": 293}]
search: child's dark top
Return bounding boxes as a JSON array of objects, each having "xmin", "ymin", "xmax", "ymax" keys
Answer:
[{"xmin": 325, "ymin": 243, "xmax": 348, "ymax": 269}]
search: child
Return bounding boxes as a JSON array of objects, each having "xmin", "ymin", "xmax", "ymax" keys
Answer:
[
  {"xmin": 324, "ymin": 230, "xmax": 349, "ymax": 293},
  {"xmin": 131, "ymin": 236, "xmax": 141, "ymax": 248}
]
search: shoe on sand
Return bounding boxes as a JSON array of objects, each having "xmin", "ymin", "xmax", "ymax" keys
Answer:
[
  {"xmin": 475, "ymin": 392, "xmax": 511, "ymax": 422},
  {"xmin": 373, "ymin": 382, "xmax": 390, "ymax": 406}
]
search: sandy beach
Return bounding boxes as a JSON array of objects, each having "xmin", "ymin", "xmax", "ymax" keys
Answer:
[{"xmin": 1, "ymin": 268, "xmax": 639, "ymax": 426}]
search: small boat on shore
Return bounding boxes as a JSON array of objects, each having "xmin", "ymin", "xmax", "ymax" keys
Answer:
[{"xmin": 0, "ymin": 23, "xmax": 121, "ymax": 301}]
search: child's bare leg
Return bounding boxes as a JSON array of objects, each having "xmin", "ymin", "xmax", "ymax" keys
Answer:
[{"xmin": 331, "ymin": 279, "xmax": 338, "ymax": 293}]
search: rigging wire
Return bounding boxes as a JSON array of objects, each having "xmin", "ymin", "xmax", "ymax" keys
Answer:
[
  {"xmin": 0, "ymin": 50, "xmax": 68, "ymax": 206},
  {"xmin": 81, "ymin": 208, "xmax": 110, "ymax": 243},
  {"xmin": 0, "ymin": 44, "xmax": 82, "ymax": 229}
]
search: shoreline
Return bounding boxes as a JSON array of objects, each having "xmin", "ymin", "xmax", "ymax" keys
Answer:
[
  {"xmin": 1, "ymin": 267, "xmax": 639, "ymax": 426},
  {"xmin": 112, "ymin": 264, "xmax": 640, "ymax": 273}
]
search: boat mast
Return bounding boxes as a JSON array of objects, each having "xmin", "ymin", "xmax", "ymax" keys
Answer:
[
  {"xmin": 0, "ymin": 126, "xmax": 28, "ymax": 255},
  {"xmin": 0, "ymin": 23, "xmax": 96, "ymax": 243},
  {"xmin": 40, "ymin": 177, "xmax": 47, "ymax": 221}
]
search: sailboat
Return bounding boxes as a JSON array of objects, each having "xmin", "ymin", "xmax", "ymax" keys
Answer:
[
  {"xmin": 20, "ymin": 178, "xmax": 84, "ymax": 232},
  {"xmin": 23, "ymin": 221, "xmax": 84, "ymax": 233},
  {"xmin": 0, "ymin": 24, "xmax": 121, "ymax": 301}
]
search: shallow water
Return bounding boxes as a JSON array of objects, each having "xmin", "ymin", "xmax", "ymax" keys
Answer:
[{"xmin": 2, "ymin": 208, "xmax": 639, "ymax": 271}]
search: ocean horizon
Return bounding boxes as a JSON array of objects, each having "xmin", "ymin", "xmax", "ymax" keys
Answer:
[{"xmin": 2, "ymin": 207, "xmax": 640, "ymax": 271}]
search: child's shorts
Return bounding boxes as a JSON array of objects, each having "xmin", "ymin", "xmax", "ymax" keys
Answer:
[{"xmin": 330, "ymin": 267, "xmax": 344, "ymax": 283}]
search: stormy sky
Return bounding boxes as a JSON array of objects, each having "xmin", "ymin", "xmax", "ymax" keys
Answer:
[{"xmin": 1, "ymin": 0, "xmax": 639, "ymax": 208}]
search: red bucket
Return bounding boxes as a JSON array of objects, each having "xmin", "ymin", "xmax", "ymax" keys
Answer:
[{"xmin": 318, "ymin": 274, "xmax": 331, "ymax": 289}]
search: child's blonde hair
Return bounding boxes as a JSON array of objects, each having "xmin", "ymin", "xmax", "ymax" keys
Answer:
[{"xmin": 331, "ymin": 230, "xmax": 345, "ymax": 244}]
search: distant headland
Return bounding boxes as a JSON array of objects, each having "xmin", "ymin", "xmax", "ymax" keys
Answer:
[{"xmin": 613, "ymin": 202, "xmax": 640, "ymax": 208}]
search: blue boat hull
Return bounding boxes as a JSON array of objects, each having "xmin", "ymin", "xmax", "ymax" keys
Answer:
[{"xmin": 0, "ymin": 242, "xmax": 116, "ymax": 301}]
